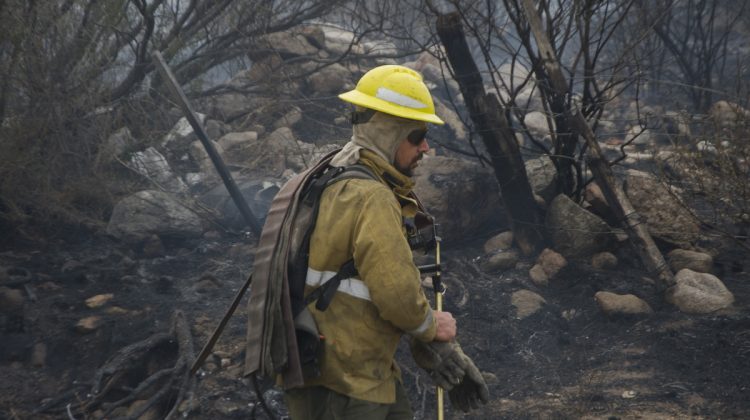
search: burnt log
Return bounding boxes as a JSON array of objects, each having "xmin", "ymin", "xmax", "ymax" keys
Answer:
[{"xmin": 519, "ymin": 0, "xmax": 674, "ymax": 287}]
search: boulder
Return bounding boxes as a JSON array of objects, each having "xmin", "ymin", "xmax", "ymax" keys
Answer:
[
  {"xmin": 667, "ymin": 249, "xmax": 713, "ymax": 273},
  {"xmin": 481, "ymin": 250, "xmax": 519, "ymax": 272},
  {"xmin": 524, "ymin": 111, "xmax": 554, "ymax": 140},
  {"xmin": 217, "ymin": 131, "xmax": 258, "ymax": 151},
  {"xmin": 591, "ymin": 252, "xmax": 618, "ymax": 270},
  {"xmin": 583, "ymin": 182, "xmax": 612, "ymax": 220},
  {"xmin": 107, "ymin": 190, "xmax": 204, "ymax": 244},
  {"xmin": 75, "ymin": 316, "xmax": 103, "ymax": 334},
  {"xmin": 624, "ymin": 170, "xmax": 701, "ymax": 247},
  {"xmin": 307, "ymin": 63, "xmax": 352, "ymax": 94},
  {"xmin": 0, "ymin": 286, "xmax": 24, "ymax": 315},
  {"xmin": 161, "ymin": 115, "xmax": 204, "ymax": 150},
  {"xmin": 666, "ymin": 269, "xmax": 734, "ymax": 314},
  {"xmin": 413, "ymin": 155, "xmax": 507, "ymax": 242},
  {"xmin": 545, "ymin": 194, "xmax": 614, "ymax": 258},
  {"xmin": 525, "ymin": 155, "xmax": 558, "ymax": 203},
  {"xmin": 709, "ymin": 100, "xmax": 750, "ymax": 129},
  {"xmin": 483, "ymin": 231, "xmax": 514, "ymax": 253},
  {"xmin": 319, "ymin": 26, "xmax": 365, "ymax": 55},
  {"xmin": 129, "ymin": 147, "xmax": 187, "ymax": 194},
  {"xmin": 434, "ymin": 98, "xmax": 467, "ymax": 142},
  {"xmin": 199, "ymin": 179, "xmax": 280, "ymax": 230},
  {"xmin": 529, "ymin": 264, "xmax": 549, "ymax": 287},
  {"xmin": 272, "ymin": 107, "xmax": 303, "ymax": 131},
  {"xmin": 97, "ymin": 127, "xmax": 138, "ymax": 164},
  {"xmin": 85, "ymin": 294, "xmax": 114, "ymax": 309},
  {"xmin": 594, "ymin": 291, "xmax": 653, "ymax": 316},
  {"xmin": 511, "ymin": 289, "xmax": 547, "ymax": 319},
  {"xmin": 250, "ymin": 30, "xmax": 319, "ymax": 59},
  {"xmin": 537, "ymin": 248, "xmax": 567, "ymax": 278},
  {"xmin": 189, "ymin": 140, "xmax": 225, "ymax": 182}
]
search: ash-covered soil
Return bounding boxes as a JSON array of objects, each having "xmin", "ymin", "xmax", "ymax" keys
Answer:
[{"xmin": 1, "ymin": 231, "xmax": 749, "ymax": 419}]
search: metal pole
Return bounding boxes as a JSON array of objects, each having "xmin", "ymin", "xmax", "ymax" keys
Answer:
[{"xmin": 151, "ymin": 51, "xmax": 262, "ymax": 236}]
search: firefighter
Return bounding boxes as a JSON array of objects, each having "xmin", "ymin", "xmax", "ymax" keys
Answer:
[{"xmin": 284, "ymin": 65, "xmax": 488, "ymax": 419}]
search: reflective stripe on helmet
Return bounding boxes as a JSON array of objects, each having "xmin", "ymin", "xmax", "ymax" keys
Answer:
[{"xmin": 376, "ymin": 87, "xmax": 428, "ymax": 109}]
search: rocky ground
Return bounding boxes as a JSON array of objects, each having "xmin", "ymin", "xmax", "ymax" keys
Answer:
[
  {"xmin": 2, "ymin": 23, "xmax": 749, "ymax": 420},
  {"xmin": 1, "ymin": 224, "xmax": 748, "ymax": 419}
]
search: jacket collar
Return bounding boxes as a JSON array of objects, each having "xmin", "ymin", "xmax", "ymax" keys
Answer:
[{"xmin": 358, "ymin": 149, "xmax": 417, "ymax": 206}]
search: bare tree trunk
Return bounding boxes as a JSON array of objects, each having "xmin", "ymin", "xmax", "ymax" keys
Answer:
[
  {"xmin": 520, "ymin": 0, "xmax": 674, "ymax": 288},
  {"xmin": 436, "ymin": 12, "xmax": 545, "ymax": 256}
]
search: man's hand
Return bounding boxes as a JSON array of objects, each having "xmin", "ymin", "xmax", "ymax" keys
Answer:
[
  {"xmin": 448, "ymin": 355, "xmax": 490, "ymax": 412},
  {"xmin": 434, "ymin": 310, "xmax": 456, "ymax": 341},
  {"xmin": 409, "ymin": 339, "xmax": 465, "ymax": 390}
]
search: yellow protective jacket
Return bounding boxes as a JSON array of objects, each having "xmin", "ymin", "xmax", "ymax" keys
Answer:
[{"xmin": 299, "ymin": 149, "xmax": 437, "ymax": 403}]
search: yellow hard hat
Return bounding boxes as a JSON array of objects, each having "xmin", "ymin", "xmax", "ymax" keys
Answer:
[{"xmin": 339, "ymin": 65, "xmax": 445, "ymax": 125}]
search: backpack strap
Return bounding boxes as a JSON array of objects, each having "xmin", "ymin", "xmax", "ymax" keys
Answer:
[{"xmin": 297, "ymin": 164, "xmax": 377, "ymax": 312}]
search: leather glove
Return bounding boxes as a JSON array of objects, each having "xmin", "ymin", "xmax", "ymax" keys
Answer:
[
  {"xmin": 409, "ymin": 339, "xmax": 468, "ymax": 391},
  {"xmin": 448, "ymin": 358, "xmax": 489, "ymax": 412}
]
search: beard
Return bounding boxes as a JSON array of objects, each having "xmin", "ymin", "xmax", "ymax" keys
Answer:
[{"xmin": 396, "ymin": 153, "xmax": 423, "ymax": 177}]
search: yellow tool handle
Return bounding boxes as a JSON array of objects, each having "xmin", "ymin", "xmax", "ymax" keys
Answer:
[{"xmin": 435, "ymin": 240, "xmax": 444, "ymax": 420}]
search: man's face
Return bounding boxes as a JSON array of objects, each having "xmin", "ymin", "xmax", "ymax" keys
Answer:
[{"xmin": 394, "ymin": 128, "xmax": 430, "ymax": 177}]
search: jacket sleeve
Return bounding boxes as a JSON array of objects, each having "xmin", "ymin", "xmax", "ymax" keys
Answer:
[{"xmin": 352, "ymin": 186, "xmax": 437, "ymax": 342}]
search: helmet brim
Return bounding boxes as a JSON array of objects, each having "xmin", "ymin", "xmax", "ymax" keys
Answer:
[{"xmin": 339, "ymin": 90, "xmax": 445, "ymax": 125}]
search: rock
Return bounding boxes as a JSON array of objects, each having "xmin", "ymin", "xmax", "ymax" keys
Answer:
[
  {"xmin": 98, "ymin": 127, "xmax": 138, "ymax": 163},
  {"xmin": 106, "ymin": 306, "xmax": 129, "ymax": 316},
  {"xmin": 207, "ymin": 91, "xmax": 272, "ymax": 121},
  {"xmin": 584, "ymin": 182, "xmax": 611, "ymax": 219},
  {"xmin": 307, "ymin": 63, "xmax": 352, "ymax": 94},
  {"xmin": 106, "ymin": 190, "xmax": 204, "ymax": 245},
  {"xmin": 484, "ymin": 231, "xmax": 514, "ymax": 253},
  {"xmin": 85, "ymin": 294, "xmax": 114, "ymax": 309},
  {"xmin": 624, "ymin": 170, "xmax": 701, "ymax": 248},
  {"xmin": 320, "ymin": 26, "xmax": 365, "ymax": 55},
  {"xmin": 525, "ymin": 155, "xmax": 558, "ymax": 203},
  {"xmin": 667, "ymin": 249, "xmax": 713, "ymax": 273},
  {"xmin": 250, "ymin": 30, "xmax": 319, "ymax": 59},
  {"xmin": 129, "ymin": 147, "xmax": 187, "ymax": 194},
  {"xmin": 413, "ymin": 155, "xmax": 507, "ymax": 242},
  {"xmin": 591, "ymin": 252, "xmax": 618, "ymax": 270},
  {"xmin": 299, "ymin": 25, "xmax": 326, "ymax": 49},
  {"xmin": 524, "ymin": 111, "xmax": 554, "ymax": 139},
  {"xmin": 161, "ymin": 115, "xmax": 203, "ymax": 149},
  {"xmin": 481, "ymin": 250, "xmax": 519, "ymax": 272},
  {"xmin": 709, "ymin": 100, "xmax": 750, "ymax": 129},
  {"xmin": 546, "ymin": 194, "xmax": 615, "ymax": 258},
  {"xmin": 217, "ymin": 131, "xmax": 258, "ymax": 151},
  {"xmin": 529, "ymin": 264, "xmax": 549, "ymax": 287},
  {"xmin": 537, "ymin": 248, "xmax": 567, "ymax": 278},
  {"xmin": 0, "ymin": 286, "xmax": 24, "ymax": 315},
  {"xmin": 188, "ymin": 139, "xmax": 225, "ymax": 182},
  {"xmin": 75, "ymin": 316, "xmax": 103, "ymax": 334},
  {"xmin": 666, "ymin": 269, "xmax": 734, "ymax": 313},
  {"xmin": 433, "ymin": 98, "xmax": 467, "ymax": 142},
  {"xmin": 594, "ymin": 291, "xmax": 653, "ymax": 316},
  {"xmin": 511, "ymin": 290, "xmax": 547, "ymax": 319},
  {"xmin": 272, "ymin": 107, "xmax": 303, "ymax": 131},
  {"xmin": 199, "ymin": 179, "xmax": 280, "ymax": 230},
  {"xmin": 31, "ymin": 342, "xmax": 47, "ymax": 367}
]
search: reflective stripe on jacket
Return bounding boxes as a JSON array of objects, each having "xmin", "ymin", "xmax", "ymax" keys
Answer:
[{"xmin": 298, "ymin": 150, "xmax": 437, "ymax": 403}]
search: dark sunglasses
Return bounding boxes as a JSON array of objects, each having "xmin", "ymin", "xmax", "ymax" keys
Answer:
[{"xmin": 407, "ymin": 128, "xmax": 428, "ymax": 145}]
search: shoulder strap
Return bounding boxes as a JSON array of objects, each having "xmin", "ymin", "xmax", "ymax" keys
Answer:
[{"xmin": 296, "ymin": 164, "xmax": 377, "ymax": 312}]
